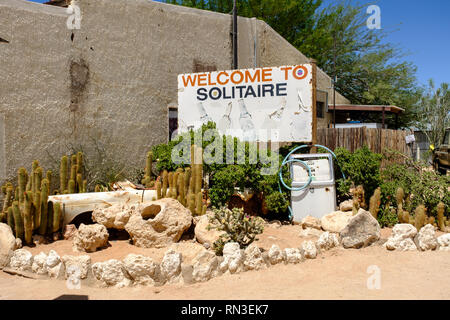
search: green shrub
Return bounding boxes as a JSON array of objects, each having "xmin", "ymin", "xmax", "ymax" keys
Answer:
[
  {"xmin": 377, "ymin": 206, "xmax": 399, "ymax": 227},
  {"xmin": 264, "ymin": 192, "xmax": 289, "ymax": 214},
  {"xmin": 208, "ymin": 207, "xmax": 264, "ymax": 255},
  {"xmin": 154, "ymin": 122, "xmax": 290, "ymax": 215},
  {"xmin": 380, "ymin": 156, "xmax": 450, "ymax": 218},
  {"xmin": 334, "ymin": 146, "xmax": 383, "ymax": 203}
]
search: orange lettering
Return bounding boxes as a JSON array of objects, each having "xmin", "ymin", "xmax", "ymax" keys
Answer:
[
  {"xmin": 280, "ymin": 66, "xmax": 293, "ymax": 80},
  {"xmin": 217, "ymin": 72, "xmax": 229, "ymax": 85},
  {"xmin": 198, "ymin": 73, "xmax": 207, "ymax": 86},
  {"xmin": 230, "ymin": 70, "xmax": 244, "ymax": 84},
  {"xmin": 181, "ymin": 74, "xmax": 197, "ymax": 87},
  {"xmin": 244, "ymin": 69, "xmax": 261, "ymax": 83},
  {"xmin": 208, "ymin": 73, "xmax": 217, "ymax": 86},
  {"xmin": 262, "ymin": 68, "xmax": 272, "ymax": 82}
]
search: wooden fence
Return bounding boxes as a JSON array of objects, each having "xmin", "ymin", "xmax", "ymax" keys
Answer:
[{"xmin": 317, "ymin": 128, "xmax": 413, "ymax": 156}]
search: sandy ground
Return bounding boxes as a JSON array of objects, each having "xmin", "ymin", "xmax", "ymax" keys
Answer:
[{"xmin": 1, "ymin": 224, "xmax": 449, "ymax": 300}]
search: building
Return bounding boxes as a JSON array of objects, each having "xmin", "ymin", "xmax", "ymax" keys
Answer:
[
  {"xmin": 327, "ymin": 104, "xmax": 405, "ymax": 129},
  {"xmin": 0, "ymin": 0, "xmax": 350, "ymax": 184}
]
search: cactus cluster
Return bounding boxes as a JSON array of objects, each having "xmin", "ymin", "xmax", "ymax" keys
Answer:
[
  {"xmin": 208, "ymin": 207, "xmax": 264, "ymax": 255},
  {"xmin": 0, "ymin": 151, "xmax": 92, "ymax": 246},
  {"xmin": 141, "ymin": 151, "xmax": 155, "ymax": 188},
  {"xmin": 0, "ymin": 161, "xmax": 56, "ymax": 245},
  {"xmin": 59, "ymin": 152, "xmax": 87, "ymax": 194},
  {"xmin": 155, "ymin": 145, "xmax": 207, "ymax": 216}
]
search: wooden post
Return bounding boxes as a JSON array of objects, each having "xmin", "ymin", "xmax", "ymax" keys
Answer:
[
  {"xmin": 310, "ymin": 59, "xmax": 317, "ymax": 153},
  {"xmin": 382, "ymin": 106, "xmax": 385, "ymax": 129}
]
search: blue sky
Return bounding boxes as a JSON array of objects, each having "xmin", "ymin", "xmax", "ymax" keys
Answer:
[
  {"xmin": 332, "ymin": 0, "xmax": 450, "ymax": 87},
  {"xmin": 28, "ymin": 0, "xmax": 449, "ymax": 87}
]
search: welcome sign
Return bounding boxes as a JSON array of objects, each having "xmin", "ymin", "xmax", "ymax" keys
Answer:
[{"xmin": 177, "ymin": 64, "xmax": 313, "ymax": 142}]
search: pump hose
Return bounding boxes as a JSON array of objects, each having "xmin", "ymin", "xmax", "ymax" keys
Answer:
[{"xmin": 277, "ymin": 144, "xmax": 345, "ymax": 221}]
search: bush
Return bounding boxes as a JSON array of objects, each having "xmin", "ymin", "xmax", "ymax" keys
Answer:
[
  {"xmin": 380, "ymin": 153, "xmax": 450, "ymax": 218},
  {"xmin": 377, "ymin": 206, "xmax": 399, "ymax": 227},
  {"xmin": 334, "ymin": 146, "xmax": 383, "ymax": 203},
  {"xmin": 153, "ymin": 122, "xmax": 290, "ymax": 216},
  {"xmin": 208, "ymin": 207, "xmax": 264, "ymax": 255}
]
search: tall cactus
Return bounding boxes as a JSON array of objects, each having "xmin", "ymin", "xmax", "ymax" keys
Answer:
[
  {"xmin": 32, "ymin": 190, "xmax": 41, "ymax": 231},
  {"xmin": 396, "ymin": 187, "xmax": 405, "ymax": 223},
  {"xmin": 188, "ymin": 193, "xmax": 196, "ymax": 215},
  {"xmin": 2, "ymin": 185, "xmax": 13, "ymax": 219},
  {"xmin": 178, "ymin": 173, "xmax": 185, "ymax": 206},
  {"xmin": 52, "ymin": 202, "xmax": 61, "ymax": 233},
  {"xmin": 38, "ymin": 179, "xmax": 49, "ymax": 235},
  {"xmin": 18, "ymin": 167, "xmax": 28, "ymax": 203},
  {"xmin": 12, "ymin": 201, "xmax": 24, "ymax": 240},
  {"xmin": 195, "ymin": 192, "xmax": 203, "ymax": 216},
  {"xmin": 23, "ymin": 191, "xmax": 33, "ymax": 245},
  {"xmin": 46, "ymin": 170, "xmax": 52, "ymax": 194},
  {"xmin": 162, "ymin": 170, "xmax": 168, "ymax": 198},
  {"xmin": 76, "ymin": 173, "xmax": 83, "ymax": 193},
  {"xmin": 156, "ymin": 181, "xmax": 162, "ymax": 199},
  {"xmin": 437, "ymin": 202, "xmax": 445, "ymax": 231},
  {"xmin": 414, "ymin": 205, "xmax": 427, "ymax": 231},
  {"xmin": 7, "ymin": 207, "xmax": 15, "ymax": 231},
  {"xmin": 60, "ymin": 155, "xmax": 68, "ymax": 193},
  {"xmin": 369, "ymin": 187, "xmax": 381, "ymax": 219},
  {"xmin": 68, "ymin": 179, "xmax": 76, "ymax": 194}
]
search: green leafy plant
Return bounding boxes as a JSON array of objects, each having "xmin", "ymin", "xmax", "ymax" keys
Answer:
[
  {"xmin": 208, "ymin": 207, "xmax": 264, "ymax": 255},
  {"xmin": 334, "ymin": 146, "xmax": 382, "ymax": 203}
]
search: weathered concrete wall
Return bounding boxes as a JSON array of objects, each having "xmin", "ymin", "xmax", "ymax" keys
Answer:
[{"xmin": 0, "ymin": 0, "xmax": 349, "ymax": 186}]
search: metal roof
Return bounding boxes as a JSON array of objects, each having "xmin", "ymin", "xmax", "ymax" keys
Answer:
[{"xmin": 327, "ymin": 104, "xmax": 405, "ymax": 114}]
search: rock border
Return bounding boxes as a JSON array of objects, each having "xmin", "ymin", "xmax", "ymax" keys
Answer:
[{"xmin": 2, "ymin": 223, "xmax": 449, "ymax": 288}]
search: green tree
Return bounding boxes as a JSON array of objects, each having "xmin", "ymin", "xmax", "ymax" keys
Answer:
[
  {"xmin": 413, "ymin": 80, "xmax": 450, "ymax": 148},
  {"xmin": 298, "ymin": 1, "xmax": 419, "ymax": 128}
]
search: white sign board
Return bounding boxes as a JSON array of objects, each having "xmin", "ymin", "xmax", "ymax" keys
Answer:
[{"xmin": 177, "ymin": 65, "xmax": 313, "ymax": 142}]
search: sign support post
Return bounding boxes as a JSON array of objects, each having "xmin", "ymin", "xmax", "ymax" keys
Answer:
[{"xmin": 310, "ymin": 59, "xmax": 318, "ymax": 153}]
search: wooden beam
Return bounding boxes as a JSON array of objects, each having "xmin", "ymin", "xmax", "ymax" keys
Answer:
[{"xmin": 310, "ymin": 59, "xmax": 317, "ymax": 153}]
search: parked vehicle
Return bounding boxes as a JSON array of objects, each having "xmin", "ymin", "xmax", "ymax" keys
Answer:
[{"xmin": 432, "ymin": 127, "xmax": 450, "ymax": 174}]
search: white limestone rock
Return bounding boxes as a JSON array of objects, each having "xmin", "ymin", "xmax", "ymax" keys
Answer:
[
  {"xmin": 61, "ymin": 255, "xmax": 92, "ymax": 279},
  {"xmin": 302, "ymin": 240, "xmax": 318, "ymax": 259},
  {"xmin": 284, "ymin": 248, "xmax": 302, "ymax": 264},
  {"xmin": 414, "ymin": 224, "xmax": 438, "ymax": 251},
  {"xmin": 8, "ymin": 249, "xmax": 33, "ymax": 271},
  {"xmin": 0, "ymin": 223, "xmax": 16, "ymax": 269},
  {"xmin": 243, "ymin": 245, "xmax": 265, "ymax": 271},
  {"xmin": 92, "ymin": 259, "xmax": 132, "ymax": 288},
  {"xmin": 384, "ymin": 224, "xmax": 418, "ymax": 251},
  {"xmin": 72, "ymin": 223, "xmax": 109, "ymax": 253},
  {"xmin": 192, "ymin": 250, "xmax": 219, "ymax": 282},
  {"xmin": 160, "ymin": 249, "xmax": 182, "ymax": 283},
  {"xmin": 268, "ymin": 244, "xmax": 284, "ymax": 265},
  {"xmin": 219, "ymin": 242, "xmax": 244, "ymax": 274},
  {"xmin": 437, "ymin": 233, "xmax": 450, "ymax": 251},
  {"xmin": 31, "ymin": 252, "xmax": 48, "ymax": 275},
  {"xmin": 316, "ymin": 231, "xmax": 340, "ymax": 251},
  {"xmin": 123, "ymin": 254, "xmax": 159, "ymax": 286}
]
